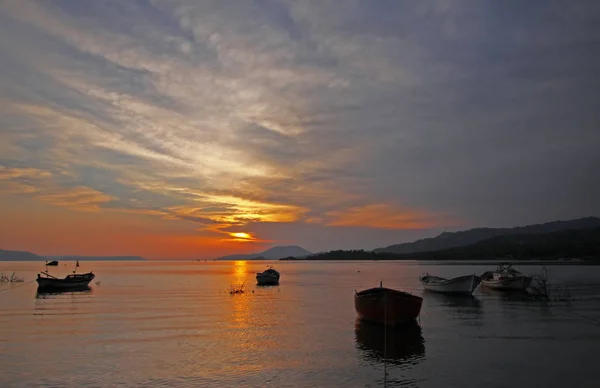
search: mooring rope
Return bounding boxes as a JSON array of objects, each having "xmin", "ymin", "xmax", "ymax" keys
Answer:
[
  {"xmin": 0, "ymin": 279, "xmax": 36, "ymax": 293},
  {"xmin": 553, "ymin": 305, "xmax": 600, "ymax": 326}
]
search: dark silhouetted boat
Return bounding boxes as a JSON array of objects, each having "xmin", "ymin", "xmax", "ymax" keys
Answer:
[
  {"xmin": 256, "ymin": 266, "xmax": 280, "ymax": 285},
  {"xmin": 36, "ymin": 261, "xmax": 95, "ymax": 291},
  {"xmin": 45, "ymin": 260, "xmax": 59, "ymax": 266},
  {"xmin": 354, "ymin": 282, "xmax": 422, "ymax": 326}
]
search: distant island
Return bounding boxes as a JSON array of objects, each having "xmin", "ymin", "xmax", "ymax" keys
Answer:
[
  {"xmin": 0, "ymin": 249, "xmax": 146, "ymax": 261},
  {"xmin": 215, "ymin": 245, "xmax": 312, "ymax": 261},
  {"xmin": 282, "ymin": 217, "xmax": 600, "ymax": 262}
]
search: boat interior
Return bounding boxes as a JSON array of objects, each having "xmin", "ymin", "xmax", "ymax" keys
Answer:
[
  {"xmin": 419, "ymin": 275, "xmax": 446, "ymax": 283},
  {"xmin": 356, "ymin": 287, "xmax": 416, "ymax": 298}
]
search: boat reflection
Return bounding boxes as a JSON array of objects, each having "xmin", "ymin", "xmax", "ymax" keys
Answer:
[
  {"xmin": 355, "ymin": 318, "xmax": 425, "ymax": 367},
  {"xmin": 35, "ymin": 286, "xmax": 92, "ymax": 298},
  {"xmin": 480, "ymin": 286, "xmax": 533, "ymax": 302},
  {"xmin": 424, "ymin": 291, "xmax": 483, "ymax": 309}
]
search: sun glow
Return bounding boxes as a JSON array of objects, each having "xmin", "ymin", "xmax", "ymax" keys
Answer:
[
  {"xmin": 227, "ymin": 232, "xmax": 259, "ymax": 243},
  {"xmin": 230, "ymin": 232, "xmax": 252, "ymax": 239}
]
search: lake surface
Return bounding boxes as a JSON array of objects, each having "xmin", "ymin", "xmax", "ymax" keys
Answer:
[{"xmin": 1, "ymin": 261, "xmax": 599, "ymax": 387}]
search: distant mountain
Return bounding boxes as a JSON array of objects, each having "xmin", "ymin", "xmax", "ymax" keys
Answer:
[
  {"xmin": 0, "ymin": 249, "xmax": 45, "ymax": 261},
  {"xmin": 215, "ymin": 245, "xmax": 312, "ymax": 261},
  {"xmin": 374, "ymin": 217, "xmax": 600, "ymax": 254},
  {"xmin": 395, "ymin": 227, "xmax": 600, "ymax": 260},
  {"xmin": 45, "ymin": 255, "xmax": 146, "ymax": 261},
  {"xmin": 0, "ymin": 249, "xmax": 146, "ymax": 261},
  {"xmin": 293, "ymin": 227, "xmax": 600, "ymax": 261}
]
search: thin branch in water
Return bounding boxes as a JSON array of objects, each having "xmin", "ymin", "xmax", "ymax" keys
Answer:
[{"xmin": 0, "ymin": 272, "xmax": 25, "ymax": 283}]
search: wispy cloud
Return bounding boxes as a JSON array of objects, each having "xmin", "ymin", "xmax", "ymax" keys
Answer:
[
  {"xmin": 327, "ymin": 204, "xmax": 459, "ymax": 230},
  {"xmin": 36, "ymin": 186, "xmax": 115, "ymax": 212},
  {"xmin": 0, "ymin": 165, "xmax": 114, "ymax": 211}
]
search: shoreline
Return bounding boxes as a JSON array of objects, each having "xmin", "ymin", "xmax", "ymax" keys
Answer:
[{"xmin": 279, "ymin": 258, "xmax": 599, "ymax": 265}]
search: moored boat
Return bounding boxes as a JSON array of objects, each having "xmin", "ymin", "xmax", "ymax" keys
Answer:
[
  {"xmin": 354, "ymin": 282, "xmax": 422, "ymax": 326},
  {"xmin": 256, "ymin": 266, "xmax": 280, "ymax": 285},
  {"xmin": 36, "ymin": 261, "xmax": 95, "ymax": 291},
  {"xmin": 480, "ymin": 263, "xmax": 532, "ymax": 291},
  {"xmin": 45, "ymin": 260, "xmax": 59, "ymax": 266},
  {"xmin": 36, "ymin": 272, "xmax": 95, "ymax": 291},
  {"xmin": 419, "ymin": 273, "xmax": 481, "ymax": 295}
]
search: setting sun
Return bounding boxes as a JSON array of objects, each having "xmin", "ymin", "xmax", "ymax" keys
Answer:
[{"xmin": 230, "ymin": 232, "xmax": 252, "ymax": 240}]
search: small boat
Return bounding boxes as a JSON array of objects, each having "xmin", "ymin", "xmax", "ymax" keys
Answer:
[
  {"xmin": 480, "ymin": 263, "xmax": 532, "ymax": 291},
  {"xmin": 36, "ymin": 261, "xmax": 95, "ymax": 291},
  {"xmin": 256, "ymin": 266, "xmax": 280, "ymax": 285},
  {"xmin": 354, "ymin": 282, "xmax": 422, "ymax": 326},
  {"xmin": 45, "ymin": 260, "xmax": 59, "ymax": 266},
  {"xmin": 419, "ymin": 273, "xmax": 481, "ymax": 295}
]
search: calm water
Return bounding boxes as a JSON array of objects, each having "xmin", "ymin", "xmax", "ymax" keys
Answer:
[{"xmin": 1, "ymin": 261, "xmax": 599, "ymax": 387}]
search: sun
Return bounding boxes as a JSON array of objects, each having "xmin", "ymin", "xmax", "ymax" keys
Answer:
[{"xmin": 229, "ymin": 232, "xmax": 252, "ymax": 240}]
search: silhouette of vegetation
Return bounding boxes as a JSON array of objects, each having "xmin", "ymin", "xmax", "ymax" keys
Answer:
[
  {"xmin": 529, "ymin": 267, "xmax": 573, "ymax": 303},
  {"xmin": 0, "ymin": 272, "xmax": 25, "ymax": 283},
  {"xmin": 228, "ymin": 279, "xmax": 247, "ymax": 295},
  {"xmin": 280, "ymin": 250, "xmax": 404, "ymax": 261}
]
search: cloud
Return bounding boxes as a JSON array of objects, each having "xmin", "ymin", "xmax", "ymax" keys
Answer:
[
  {"xmin": 0, "ymin": 165, "xmax": 115, "ymax": 211},
  {"xmin": 326, "ymin": 204, "xmax": 458, "ymax": 230},
  {"xmin": 165, "ymin": 194, "xmax": 307, "ymax": 231},
  {"xmin": 0, "ymin": 166, "xmax": 51, "ymax": 194},
  {"xmin": 36, "ymin": 186, "xmax": 115, "ymax": 212},
  {"xmin": 1, "ymin": 0, "xmax": 600, "ymax": 256},
  {"xmin": 0, "ymin": 166, "xmax": 52, "ymax": 180}
]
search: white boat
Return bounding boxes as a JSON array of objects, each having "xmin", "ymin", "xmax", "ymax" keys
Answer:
[
  {"xmin": 256, "ymin": 266, "xmax": 280, "ymax": 286},
  {"xmin": 480, "ymin": 263, "xmax": 532, "ymax": 291},
  {"xmin": 419, "ymin": 274, "xmax": 481, "ymax": 295}
]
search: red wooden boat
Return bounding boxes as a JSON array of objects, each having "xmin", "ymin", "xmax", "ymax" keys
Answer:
[{"xmin": 354, "ymin": 282, "xmax": 423, "ymax": 326}]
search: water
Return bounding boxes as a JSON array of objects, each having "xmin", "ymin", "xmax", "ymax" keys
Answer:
[{"xmin": 1, "ymin": 261, "xmax": 599, "ymax": 387}]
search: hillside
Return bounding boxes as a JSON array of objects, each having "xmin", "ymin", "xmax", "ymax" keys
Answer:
[
  {"xmin": 294, "ymin": 227, "xmax": 600, "ymax": 261},
  {"xmin": 403, "ymin": 227, "xmax": 600, "ymax": 260},
  {"xmin": 0, "ymin": 249, "xmax": 45, "ymax": 261},
  {"xmin": 281, "ymin": 249, "xmax": 401, "ymax": 261},
  {"xmin": 374, "ymin": 217, "xmax": 600, "ymax": 254},
  {"xmin": 215, "ymin": 245, "xmax": 312, "ymax": 261}
]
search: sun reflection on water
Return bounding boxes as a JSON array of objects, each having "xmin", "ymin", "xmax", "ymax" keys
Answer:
[
  {"xmin": 230, "ymin": 261, "xmax": 250, "ymax": 330},
  {"xmin": 233, "ymin": 260, "xmax": 248, "ymax": 283}
]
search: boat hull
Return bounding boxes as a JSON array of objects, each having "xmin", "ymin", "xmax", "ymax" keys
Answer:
[
  {"xmin": 354, "ymin": 287, "xmax": 422, "ymax": 326},
  {"xmin": 36, "ymin": 273, "xmax": 95, "ymax": 291},
  {"xmin": 481, "ymin": 276, "xmax": 532, "ymax": 290},
  {"xmin": 420, "ymin": 274, "xmax": 481, "ymax": 295},
  {"xmin": 256, "ymin": 274, "xmax": 279, "ymax": 285}
]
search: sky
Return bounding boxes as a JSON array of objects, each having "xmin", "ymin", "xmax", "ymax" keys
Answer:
[{"xmin": 1, "ymin": 1, "xmax": 599, "ymax": 259}]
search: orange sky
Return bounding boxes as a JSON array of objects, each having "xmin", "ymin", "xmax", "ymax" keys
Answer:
[
  {"xmin": 0, "ymin": 190, "xmax": 454, "ymax": 259},
  {"xmin": 0, "ymin": 194, "xmax": 268, "ymax": 259}
]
